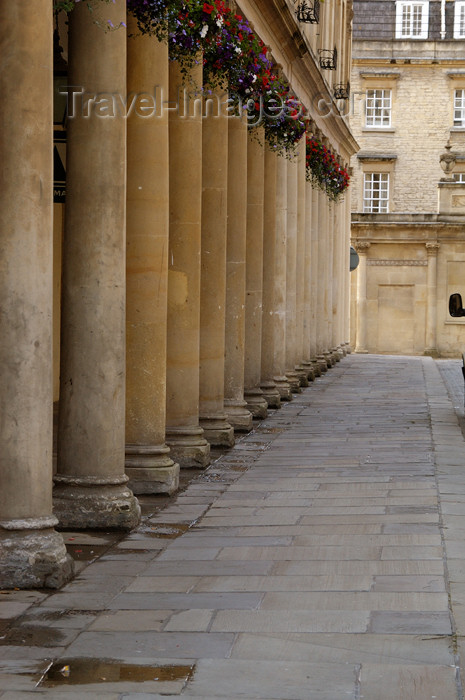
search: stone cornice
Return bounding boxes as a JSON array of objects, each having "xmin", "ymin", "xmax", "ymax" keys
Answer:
[
  {"xmin": 238, "ymin": 0, "xmax": 359, "ymax": 156},
  {"xmin": 359, "ymin": 71, "xmax": 401, "ymax": 79},
  {"xmin": 357, "ymin": 153, "xmax": 398, "ymax": 161}
]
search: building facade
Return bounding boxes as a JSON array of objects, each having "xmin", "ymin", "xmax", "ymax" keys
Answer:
[
  {"xmin": 0, "ymin": 0, "xmax": 357, "ymax": 588},
  {"xmin": 350, "ymin": 0, "xmax": 465, "ymax": 356}
]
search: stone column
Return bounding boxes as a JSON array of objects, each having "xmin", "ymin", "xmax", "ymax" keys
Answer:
[
  {"xmin": 344, "ymin": 193, "xmax": 352, "ymax": 353},
  {"xmin": 244, "ymin": 130, "xmax": 268, "ymax": 419},
  {"xmin": 274, "ymin": 155, "xmax": 292, "ymax": 400},
  {"xmin": 166, "ymin": 62, "xmax": 210, "ymax": 466},
  {"xmin": 285, "ymin": 155, "xmax": 301, "ymax": 393},
  {"xmin": 354, "ymin": 241, "xmax": 371, "ymax": 353},
  {"xmin": 260, "ymin": 149, "xmax": 281, "ymax": 408},
  {"xmin": 125, "ymin": 23, "xmax": 179, "ymax": 494},
  {"xmin": 326, "ymin": 204, "xmax": 337, "ymax": 365},
  {"xmin": 224, "ymin": 116, "xmax": 253, "ymax": 430},
  {"xmin": 309, "ymin": 186, "xmax": 322, "ymax": 376},
  {"xmin": 295, "ymin": 143, "xmax": 309, "ymax": 385},
  {"xmin": 0, "ymin": 0, "xmax": 74, "ymax": 588},
  {"xmin": 425, "ymin": 243, "xmax": 440, "ymax": 355},
  {"xmin": 331, "ymin": 201, "xmax": 342, "ymax": 361},
  {"xmin": 199, "ymin": 91, "xmax": 234, "ymax": 446},
  {"xmin": 55, "ymin": 1, "xmax": 140, "ymax": 529},
  {"xmin": 316, "ymin": 190, "xmax": 330, "ymax": 371}
]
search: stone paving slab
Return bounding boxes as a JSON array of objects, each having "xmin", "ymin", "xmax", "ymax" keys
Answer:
[
  {"xmin": 2, "ymin": 355, "xmax": 465, "ymax": 698},
  {"xmin": 229, "ymin": 632, "xmax": 455, "ymax": 665}
]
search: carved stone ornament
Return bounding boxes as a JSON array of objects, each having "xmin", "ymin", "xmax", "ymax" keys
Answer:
[
  {"xmin": 353, "ymin": 240, "xmax": 371, "ymax": 253},
  {"xmin": 425, "ymin": 243, "xmax": 440, "ymax": 256}
]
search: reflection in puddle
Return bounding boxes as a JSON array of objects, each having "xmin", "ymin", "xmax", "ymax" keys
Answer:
[
  {"xmin": 38, "ymin": 659, "xmax": 195, "ymax": 686},
  {"xmin": 65, "ymin": 544, "xmax": 110, "ymax": 562},
  {"xmin": 141, "ymin": 523, "xmax": 191, "ymax": 538}
]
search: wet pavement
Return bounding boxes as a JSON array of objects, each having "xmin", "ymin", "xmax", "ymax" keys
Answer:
[{"xmin": 2, "ymin": 354, "xmax": 465, "ymax": 698}]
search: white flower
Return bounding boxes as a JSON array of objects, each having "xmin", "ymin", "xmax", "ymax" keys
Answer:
[
  {"xmin": 235, "ymin": 46, "xmax": 242, "ymax": 54},
  {"xmin": 252, "ymin": 75, "xmax": 257, "ymax": 83},
  {"xmin": 216, "ymin": 16, "xmax": 223, "ymax": 27},
  {"xmin": 200, "ymin": 24, "xmax": 209, "ymax": 38}
]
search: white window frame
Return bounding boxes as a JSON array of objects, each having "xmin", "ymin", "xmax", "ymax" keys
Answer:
[
  {"xmin": 363, "ymin": 173, "xmax": 390, "ymax": 213},
  {"xmin": 454, "ymin": 1, "xmax": 465, "ymax": 37},
  {"xmin": 395, "ymin": 1, "xmax": 429, "ymax": 39},
  {"xmin": 365, "ymin": 89, "xmax": 392, "ymax": 128},
  {"xmin": 453, "ymin": 173, "xmax": 465, "ymax": 182},
  {"xmin": 454, "ymin": 89, "xmax": 465, "ymax": 126}
]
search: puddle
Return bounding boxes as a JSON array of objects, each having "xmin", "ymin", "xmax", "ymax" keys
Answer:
[
  {"xmin": 65, "ymin": 544, "xmax": 110, "ymax": 562},
  {"xmin": 37, "ymin": 659, "xmax": 195, "ymax": 687},
  {"xmin": 0, "ymin": 626, "xmax": 67, "ymax": 647},
  {"xmin": 139, "ymin": 523, "xmax": 191, "ymax": 539}
]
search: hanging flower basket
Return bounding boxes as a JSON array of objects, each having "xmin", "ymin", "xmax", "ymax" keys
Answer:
[
  {"xmin": 57, "ymin": 0, "xmax": 309, "ymax": 157},
  {"xmin": 306, "ymin": 135, "xmax": 350, "ymax": 201}
]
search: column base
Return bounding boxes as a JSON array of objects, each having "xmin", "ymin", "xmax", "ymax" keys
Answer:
[
  {"xmin": 53, "ymin": 475, "xmax": 141, "ymax": 530},
  {"xmin": 324, "ymin": 351, "xmax": 335, "ymax": 368},
  {"xmin": 355, "ymin": 347, "xmax": 369, "ymax": 354},
  {"xmin": 0, "ymin": 516, "xmax": 74, "ymax": 589},
  {"xmin": 125, "ymin": 444, "xmax": 180, "ymax": 495},
  {"xmin": 345, "ymin": 343, "xmax": 352, "ymax": 354},
  {"xmin": 295, "ymin": 366, "xmax": 309, "ymax": 388},
  {"xmin": 224, "ymin": 400, "xmax": 253, "ymax": 432},
  {"xmin": 260, "ymin": 381, "xmax": 281, "ymax": 409},
  {"xmin": 310, "ymin": 359, "xmax": 322, "ymax": 377},
  {"xmin": 285, "ymin": 371, "xmax": 301, "ymax": 393},
  {"xmin": 424, "ymin": 347, "xmax": 440, "ymax": 358},
  {"xmin": 331, "ymin": 347, "xmax": 342, "ymax": 363},
  {"xmin": 244, "ymin": 388, "xmax": 268, "ymax": 420},
  {"xmin": 301, "ymin": 361, "xmax": 316, "ymax": 382},
  {"xmin": 274, "ymin": 375, "xmax": 292, "ymax": 401},
  {"xmin": 316, "ymin": 355, "xmax": 329, "ymax": 373},
  {"xmin": 200, "ymin": 414, "xmax": 235, "ymax": 447},
  {"xmin": 166, "ymin": 426, "xmax": 211, "ymax": 468}
]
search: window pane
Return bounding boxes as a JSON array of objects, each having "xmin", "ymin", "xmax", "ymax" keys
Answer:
[
  {"xmin": 454, "ymin": 89, "xmax": 465, "ymax": 126},
  {"xmin": 365, "ymin": 89, "xmax": 392, "ymax": 127},
  {"xmin": 397, "ymin": 1, "xmax": 428, "ymax": 38},
  {"xmin": 412, "ymin": 4, "xmax": 423, "ymax": 34},
  {"xmin": 363, "ymin": 173, "xmax": 389, "ymax": 213}
]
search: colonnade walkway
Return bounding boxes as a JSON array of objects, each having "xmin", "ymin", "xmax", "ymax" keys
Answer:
[{"xmin": 3, "ymin": 354, "xmax": 465, "ymax": 699}]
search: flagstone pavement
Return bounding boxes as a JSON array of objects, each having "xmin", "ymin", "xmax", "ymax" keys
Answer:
[{"xmin": 2, "ymin": 354, "xmax": 465, "ymax": 699}]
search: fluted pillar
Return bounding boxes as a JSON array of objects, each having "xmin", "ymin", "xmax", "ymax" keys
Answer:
[
  {"xmin": 354, "ymin": 241, "xmax": 371, "ymax": 353},
  {"xmin": 0, "ymin": 0, "xmax": 74, "ymax": 588},
  {"xmin": 166, "ymin": 62, "xmax": 210, "ymax": 467},
  {"xmin": 224, "ymin": 116, "xmax": 253, "ymax": 430},
  {"xmin": 425, "ymin": 243, "xmax": 440, "ymax": 354},
  {"xmin": 273, "ymin": 156, "xmax": 292, "ymax": 400},
  {"xmin": 285, "ymin": 155, "xmax": 301, "ymax": 392},
  {"xmin": 331, "ymin": 201, "xmax": 342, "ymax": 360},
  {"xmin": 199, "ymin": 91, "xmax": 234, "ymax": 446},
  {"xmin": 260, "ymin": 149, "xmax": 281, "ymax": 408},
  {"xmin": 309, "ymin": 186, "xmax": 322, "ymax": 376},
  {"xmin": 344, "ymin": 193, "xmax": 352, "ymax": 353},
  {"xmin": 125, "ymin": 24, "xmax": 179, "ymax": 494},
  {"xmin": 326, "ymin": 204, "xmax": 337, "ymax": 365},
  {"xmin": 295, "ymin": 143, "xmax": 309, "ymax": 385},
  {"xmin": 316, "ymin": 190, "xmax": 330, "ymax": 371},
  {"xmin": 244, "ymin": 130, "xmax": 268, "ymax": 419},
  {"xmin": 55, "ymin": 1, "xmax": 140, "ymax": 529}
]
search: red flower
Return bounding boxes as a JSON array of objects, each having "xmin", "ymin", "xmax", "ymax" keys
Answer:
[{"xmin": 203, "ymin": 3, "xmax": 214, "ymax": 13}]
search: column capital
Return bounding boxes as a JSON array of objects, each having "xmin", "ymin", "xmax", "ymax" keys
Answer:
[
  {"xmin": 425, "ymin": 242, "xmax": 440, "ymax": 256},
  {"xmin": 354, "ymin": 240, "xmax": 371, "ymax": 254}
]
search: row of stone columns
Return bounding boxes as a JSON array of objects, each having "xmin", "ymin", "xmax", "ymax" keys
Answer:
[{"xmin": 0, "ymin": 5, "xmax": 350, "ymax": 588}]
